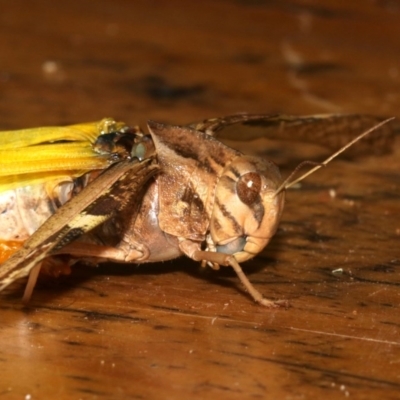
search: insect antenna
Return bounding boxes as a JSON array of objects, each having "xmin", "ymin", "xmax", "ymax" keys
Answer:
[{"xmin": 274, "ymin": 117, "xmax": 395, "ymax": 196}]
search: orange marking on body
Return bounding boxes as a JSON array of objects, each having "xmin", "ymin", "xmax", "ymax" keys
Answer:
[
  {"xmin": 0, "ymin": 240, "xmax": 71, "ymax": 277},
  {"xmin": 0, "ymin": 240, "xmax": 24, "ymax": 263}
]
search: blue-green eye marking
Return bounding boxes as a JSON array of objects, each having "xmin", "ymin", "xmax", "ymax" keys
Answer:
[
  {"xmin": 132, "ymin": 142, "xmax": 147, "ymax": 161},
  {"xmin": 131, "ymin": 136, "xmax": 154, "ymax": 161}
]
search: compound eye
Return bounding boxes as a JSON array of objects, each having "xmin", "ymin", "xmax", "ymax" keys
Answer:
[{"xmin": 236, "ymin": 172, "xmax": 261, "ymax": 205}]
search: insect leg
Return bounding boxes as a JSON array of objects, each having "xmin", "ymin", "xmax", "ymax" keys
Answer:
[
  {"xmin": 55, "ymin": 241, "xmax": 147, "ymax": 262},
  {"xmin": 22, "ymin": 262, "xmax": 42, "ymax": 303},
  {"xmin": 179, "ymin": 240, "xmax": 286, "ymax": 307},
  {"xmin": 193, "ymin": 250, "xmax": 287, "ymax": 308}
]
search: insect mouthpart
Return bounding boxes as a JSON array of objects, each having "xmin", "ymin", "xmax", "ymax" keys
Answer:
[
  {"xmin": 216, "ymin": 235, "xmax": 247, "ymax": 255},
  {"xmin": 215, "ymin": 233, "xmax": 277, "ymax": 264}
]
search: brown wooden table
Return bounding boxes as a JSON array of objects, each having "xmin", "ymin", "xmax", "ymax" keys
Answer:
[{"xmin": 1, "ymin": 1, "xmax": 400, "ymax": 399}]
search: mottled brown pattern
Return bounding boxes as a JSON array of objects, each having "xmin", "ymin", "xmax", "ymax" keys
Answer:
[
  {"xmin": 149, "ymin": 122, "xmax": 239, "ymax": 240},
  {"xmin": 0, "ymin": 1, "xmax": 400, "ymax": 399}
]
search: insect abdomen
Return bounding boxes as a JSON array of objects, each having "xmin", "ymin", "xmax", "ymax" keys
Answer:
[{"xmin": 0, "ymin": 175, "xmax": 92, "ymax": 262}]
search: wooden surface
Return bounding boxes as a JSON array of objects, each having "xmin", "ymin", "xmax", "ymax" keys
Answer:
[{"xmin": 1, "ymin": 1, "xmax": 400, "ymax": 399}]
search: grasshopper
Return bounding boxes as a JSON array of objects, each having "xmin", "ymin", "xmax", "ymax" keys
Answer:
[{"xmin": 0, "ymin": 114, "xmax": 395, "ymax": 306}]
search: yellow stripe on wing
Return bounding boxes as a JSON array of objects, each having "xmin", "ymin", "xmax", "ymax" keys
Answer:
[
  {"xmin": 0, "ymin": 119, "xmax": 130, "ymax": 193},
  {"xmin": 0, "ymin": 142, "xmax": 110, "ymax": 176},
  {"xmin": 0, "ymin": 121, "xmax": 105, "ymax": 149}
]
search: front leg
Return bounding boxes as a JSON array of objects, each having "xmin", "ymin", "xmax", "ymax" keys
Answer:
[{"xmin": 179, "ymin": 239, "xmax": 287, "ymax": 308}]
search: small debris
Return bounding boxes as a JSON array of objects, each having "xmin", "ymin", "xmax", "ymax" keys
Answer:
[{"xmin": 332, "ymin": 268, "xmax": 343, "ymax": 276}]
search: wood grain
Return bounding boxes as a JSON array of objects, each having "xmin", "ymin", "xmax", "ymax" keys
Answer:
[{"xmin": 0, "ymin": 1, "xmax": 400, "ymax": 399}]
